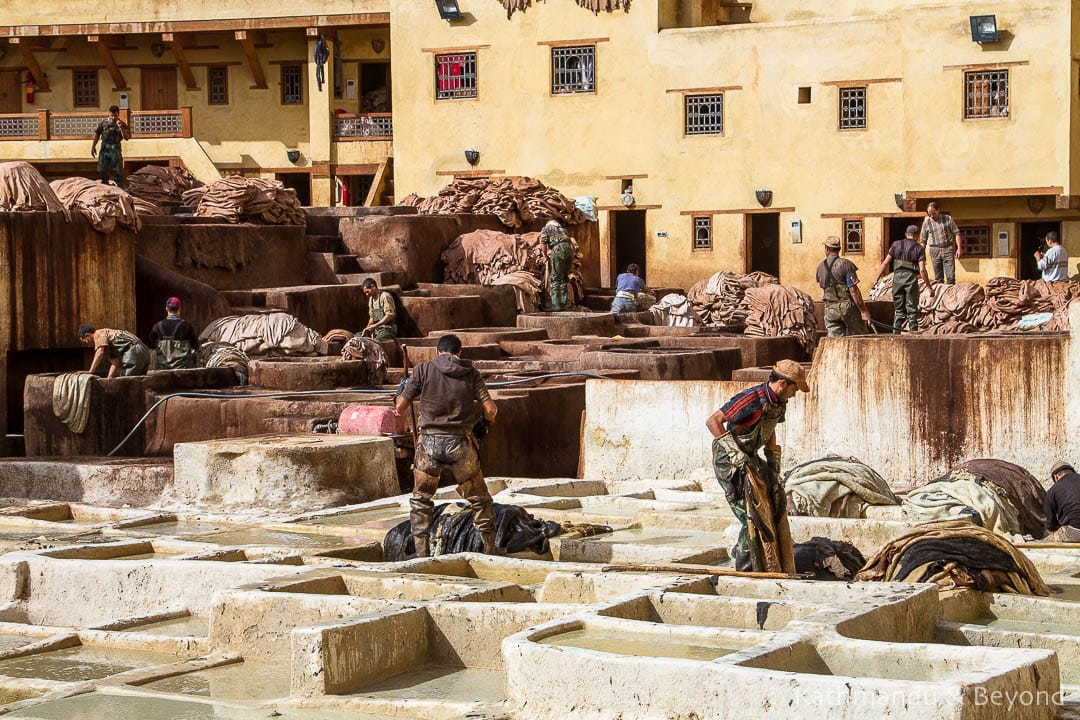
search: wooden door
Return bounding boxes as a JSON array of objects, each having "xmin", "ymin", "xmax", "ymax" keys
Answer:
[
  {"xmin": 141, "ymin": 67, "xmax": 178, "ymax": 110},
  {"xmin": 0, "ymin": 71, "xmax": 22, "ymax": 113}
]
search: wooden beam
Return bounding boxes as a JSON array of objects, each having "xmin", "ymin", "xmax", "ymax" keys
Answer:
[
  {"xmin": 235, "ymin": 31, "xmax": 267, "ymax": 89},
  {"xmin": 18, "ymin": 43, "xmax": 49, "ymax": 92},
  {"xmin": 0, "ymin": 13, "xmax": 390, "ymax": 37},
  {"xmin": 164, "ymin": 34, "xmax": 197, "ymax": 90},
  {"xmin": 907, "ymin": 186, "xmax": 1063, "ymax": 200},
  {"xmin": 89, "ymin": 36, "xmax": 127, "ymax": 90},
  {"xmin": 366, "ymin": 157, "xmax": 391, "ymax": 206}
]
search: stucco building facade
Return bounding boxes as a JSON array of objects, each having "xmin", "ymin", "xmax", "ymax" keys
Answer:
[{"xmin": 2, "ymin": 0, "xmax": 1079, "ymax": 292}]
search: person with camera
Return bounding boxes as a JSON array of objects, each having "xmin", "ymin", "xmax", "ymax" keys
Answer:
[
  {"xmin": 90, "ymin": 104, "xmax": 131, "ymax": 190},
  {"xmin": 1035, "ymin": 231, "xmax": 1069, "ymax": 282}
]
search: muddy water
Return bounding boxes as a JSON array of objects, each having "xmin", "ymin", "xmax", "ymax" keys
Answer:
[
  {"xmin": 130, "ymin": 615, "xmax": 209, "ymax": 637},
  {"xmin": 1048, "ymin": 583, "xmax": 1080, "ymax": 603},
  {"xmin": 143, "ymin": 660, "xmax": 290, "ymax": 700},
  {"xmin": 0, "ymin": 686, "xmax": 38, "ymax": 705},
  {"xmin": 974, "ymin": 618, "xmax": 1080, "ymax": 636},
  {"xmin": 124, "ymin": 522, "xmax": 229, "ymax": 537},
  {"xmin": 188, "ymin": 528, "xmax": 350, "ymax": 548},
  {"xmin": 353, "ymin": 665, "xmax": 504, "ymax": 703},
  {"xmin": 0, "ymin": 646, "xmax": 175, "ymax": 682},
  {"xmin": 542, "ymin": 628, "xmax": 740, "ymax": 660},
  {"xmin": 5, "ymin": 692, "xmax": 403, "ymax": 719},
  {"xmin": 302, "ymin": 507, "xmax": 407, "ymax": 527},
  {"xmin": 0, "ymin": 635, "xmax": 32, "ymax": 654},
  {"xmin": 580, "ymin": 528, "xmax": 727, "ymax": 548}
]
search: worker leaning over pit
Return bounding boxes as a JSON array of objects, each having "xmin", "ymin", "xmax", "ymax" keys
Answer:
[
  {"xmin": 395, "ymin": 334, "xmax": 499, "ymax": 557},
  {"xmin": 706, "ymin": 360, "xmax": 807, "ymax": 572},
  {"xmin": 817, "ymin": 236, "xmax": 871, "ymax": 336},
  {"xmin": 76, "ymin": 325, "xmax": 150, "ymax": 377},
  {"xmin": 1046, "ymin": 461, "xmax": 1080, "ymax": 543}
]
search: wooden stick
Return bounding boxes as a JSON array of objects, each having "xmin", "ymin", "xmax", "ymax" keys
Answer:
[{"xmin": 600, "ymin": 564, "xmax": 810, "ymax": 580}]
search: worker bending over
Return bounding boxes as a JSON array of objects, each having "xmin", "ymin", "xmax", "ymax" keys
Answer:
[{"xmin": 77, "ymin": 325, "xmax": 150, "ymax": 377}]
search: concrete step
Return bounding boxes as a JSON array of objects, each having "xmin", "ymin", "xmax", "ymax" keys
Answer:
[
  {"xmin": 305, "ymin": 234, "xmax": 345, "ymax": 253},
  {"xmin": 336, "ymin": 271, "xmax": 408, "ymax": 287},
  {"xmin": 221, "ymin": 290, "xmax": 267, "ymax": 308},
  {"xmin": 333, "ymin": 254, "xmax": 363, "ymax": 274},
  {"xmin": 305, "ymin": 252, "xmax": 342, "ymax": 285}
]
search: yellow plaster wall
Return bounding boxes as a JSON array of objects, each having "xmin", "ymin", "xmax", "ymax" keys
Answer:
[
  {"xmin": 390, "ymin": 0, "xmax": 1071, "ymax": 292},
  {"xmin": 0, "ymin": 0, "xmax": 388, "ymax": 26}
]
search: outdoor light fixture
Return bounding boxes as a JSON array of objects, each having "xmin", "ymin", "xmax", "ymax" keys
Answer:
[
  {"xmin": 969, "ymin": 15, "xmax": 999, "ymax": 43},
  {"xmin": 287, "ymin": 149, "xmax": 301, "ymax": 164},
  {"xmin": 464, "ymin": 148, "xmax": 480, "ymax": 166},
  {"xmin": 894, "ymin": 192, "xmax": 905, "ymax": 210},
  {"xmin": 435, "ymin": 0, "xmax": 464, "ymax": 21},
  {"xmin": 755, "ymin": 188, "xmax": 772, "ymax": 207}
]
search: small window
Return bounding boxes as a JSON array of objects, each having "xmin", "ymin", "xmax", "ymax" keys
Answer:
[
  {"xmin": 839, "ymin": 86, "xmax": 866, "ymax": 129},
  {"xmin": 693, "ymin": 216, "xmax": 712, "ymax": 250},
  {"xmin": 552, "ymin": 45, "xmax": 595, "ymax": 94},
  {"xmin": 435, "ymin": 52, "xmax": 477, "ymax": 100},
  {"xmin": 965, "ymin": 69, "xmax": 1008, "ymax": 118},
  {"xmin": 798, "ymin": 86, "xmax": 812, "ymax": 104},
  {"xmin": 959, "ymin": 225, "xmax": 991, "ymax": 257},
  {"xmin": 843, "ymin": 218, "xmax": 864, "ymax": 254},
  {"xmin": 73, "ymin": 70, "xmax": 99, "ymax": 107},
  {"xmin": 281, "ymin": 64, "xmax": 303, "ymax": 105},
  {"xmin": 207, "ymin": 66, "xmax": 228, "ymax": 105},
  {"xmin": 685, "ymin": 94, "xmax": 723, "ymax": 135}
]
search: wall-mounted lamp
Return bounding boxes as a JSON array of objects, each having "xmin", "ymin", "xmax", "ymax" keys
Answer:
[
  {"xmin": 287, "ymin": 149, "xmax": 301, "ymax": 164},
  {"xmin": 150, "ymin": 41, "xmax": 166, "ymax": 58},
  {"xmin": 435, "ymin": 0, "xmax": 464, "ymax": 21},
  {"xmin": 1027, "ymin": 196, "xmax": 1046, "ymax": 215},
  {"xmin": 894, "ymin": 192, "xmax": 905, "ymax": 210},
  {"xmin": 969, "ymin": 15, "xmax": 999, "ymax": 43},
  {"xmin": 755, "ymin": 188, "xmax": 772, "ymax": 208},
  {"xmin": 464, "ymin": 148, "xmax": 480, "ymax": 166}
]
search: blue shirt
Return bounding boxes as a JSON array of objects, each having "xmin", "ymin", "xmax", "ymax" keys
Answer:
[{"xmin": 615, "ymin": 273, "xmax": 645, "ymax": 294}]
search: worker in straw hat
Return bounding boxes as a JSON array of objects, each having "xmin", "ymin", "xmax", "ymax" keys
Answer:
[{"xmin": 706, "ymin": 359, "xmax": 808, "ymax": 573}]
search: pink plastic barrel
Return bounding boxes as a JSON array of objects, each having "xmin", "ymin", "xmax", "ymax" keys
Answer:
[{"xmin": 337, "ymin": 405, "xmax": 404, "ymax": 436}]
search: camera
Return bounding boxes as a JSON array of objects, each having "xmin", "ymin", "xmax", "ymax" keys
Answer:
[{"xmin": 1036, "ymin": 242, "xmax": 1048, "ymax": 255}]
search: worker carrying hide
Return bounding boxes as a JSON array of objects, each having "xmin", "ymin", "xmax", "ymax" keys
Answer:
[
  {"xmin": 706, "ymin": 360, "xmax": 807, "ymax": 572},
  {"xmin": 395, "ymin": 334, "xmax": 500, "ymax": 557}
]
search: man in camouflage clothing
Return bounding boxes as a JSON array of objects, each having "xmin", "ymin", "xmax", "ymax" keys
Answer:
[
  {"xmin": 91, "ymin": 105, "xmax": 130, "ymax": 189},
  {"xmin": 541, "ymin": 219, "xmax": 574, "ymax": 312}
]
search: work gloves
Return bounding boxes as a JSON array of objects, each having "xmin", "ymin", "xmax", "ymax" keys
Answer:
[{"xmin": 764, "ymin": 448, "xmax": 782, "ymax": 479}]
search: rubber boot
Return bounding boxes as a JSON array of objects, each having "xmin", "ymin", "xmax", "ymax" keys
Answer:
[
  {"xmin": 481, "ymin": 532, "xmax": 505, "ymax": 556},
  {"xmin": 409, "ymin": 467, "xmax": 439, "ymax": 559}
]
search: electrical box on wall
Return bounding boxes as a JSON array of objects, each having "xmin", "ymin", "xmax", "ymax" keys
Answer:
[
  {"xmin": 118, "ymin": 92, "xmax": 129, "ymax": 109},
  {"xmin": 346, "ymin": 79, "xmax": 356, "ymax": 100},
  {"xmin": 790, "ymin": 219, "xmax": 803, "ymax": 244},
  {"xmin": 997, "ymin": 229, "xmax": 1009, "ymax": 257}
]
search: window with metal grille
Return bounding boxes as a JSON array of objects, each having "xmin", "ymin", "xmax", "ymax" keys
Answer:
[
  {"xmin": 839, "ymin": 86, "xmax": 866, "ymax": 129},
  {"xmin": 281, "ymin": 64, "xmax": 303, "ymax": 105},
  {"xmin": 552, "ymin": 46, "xmax": 595, "ymax": 94},
  {"xmin": 693, "ymin": 216, "xmax": 712, "ymax": 250},
  {"xmin": 73, "ymin": 70, "xmax": 98, "ymax": 107},
  {"xmin": 435, "ymin": 52, "xmax": 477, "ymax": 100},
  {"xmin": 685, "ymin": 94, "xmax": 723, "ymax": 135},
  {"xmin": 959, "ymin": 225, "xmax": 991, "ymax": 257},
  {"xmin": 207, "ymin": 66, "xmax": 228, "ymax": 105},
  {"xmin": 965, "ymin": 70, "xmax": 1008, "ymax": 118},
  {"xmin": 843, "ymin": 218, "xmax": 864, "ymax": 254}
]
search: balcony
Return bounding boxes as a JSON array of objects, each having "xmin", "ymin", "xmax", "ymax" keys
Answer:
[
  {"xmin": 333, "ymin": 113, "xmax": 392, "ymax": 141},
  {"xmin": 0, "ymin": 108, "xmax": 193, "ymax": 141}
]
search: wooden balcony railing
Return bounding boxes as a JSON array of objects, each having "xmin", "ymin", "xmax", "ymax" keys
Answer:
[
  {"xmin": 0, "ymin": 108, "xmax": 193, "ymax": 141},
  {"xmin": 333, "ymin": 113, "xmax": 393, "ymax": 141}
]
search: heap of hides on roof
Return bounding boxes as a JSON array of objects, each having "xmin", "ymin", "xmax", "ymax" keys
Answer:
[
  {"xmin": 199, "ymin": 312, "xmax": 327, "ymax": 357},
  {"xmin": 382, "ymin": 503, "xmax": 563, "ymax": 561},
  {"xmin": 784, "ymin": 455, "xmax": 899, "ymax": 518},
  {"xmin": 0, "ymin": 161, "xmax": 66, "ymax": 212},
  {"xmin": 125, "ymin": 165, "xmax": 204, "ymax": 206},
  {"xmin": 402, "ymin": 176, "xmax": 587, "ymax": 229},
  {"xmin": 687, "ymin": 271, "xmax": 778, "ymax": 328},
  {"xmin": 50, "ymin": 177, "xmax": 147, "ymax": 233},
  {"xmin": 182, "ymin": 176, "xmax": 305, "ymax": 225}
]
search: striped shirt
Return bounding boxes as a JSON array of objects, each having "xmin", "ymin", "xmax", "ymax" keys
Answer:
[
  {"xmin": 920, "ymin": 214, "xmax": 959, "ymax": 248},
  {"xmin": 720, "ymin": 382, "xmax": 783, "ymax": 436}
]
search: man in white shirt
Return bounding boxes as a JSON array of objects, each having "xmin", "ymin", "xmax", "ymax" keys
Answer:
[{"xmin": 1036, "ymin": 231, "xmax": 1069, "ymax": 282}]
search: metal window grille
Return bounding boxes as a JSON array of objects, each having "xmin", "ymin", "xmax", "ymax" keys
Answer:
[
  {"xmin": 132, "ymin": 112, "xmax": 183, "ymax": 136},
  {"xmin": 959, "ymin": 225, "xmax": 991, "ymax": 257},
  {"xmin": 333, "ymin": 115, "xmax": 393, "ymax": 138},
  {"xmin": 435, "ymin": 52, "xmax": 477, "ymax": 100},
  {"xmin": 685, "ymin": 94, "xmax": 723, "ymax": 135},
  {"xmin": 551, "ymin": 46, "xmax": 595, "ymax": 94},
  {"xmin": 693, "ymin": 216, "xmax": 712, "ymax": 250},
  {"xmin": 281, "ymin": 65, "xmax": 303, "ymax": 105},
  {"xmin": 49, "ymin": 115, "xmax": 100, "ymax": 137},
  {"xmin": 839, "ymin": 86, "xmax": 866, "ymax": 129},
  {"xmin": 208, "ymin": 67, "xmax": 228, "ymax": 105},
  {"xmin": 843, "ymin": 219, "xmax": 863, "ymax": 253},
  {"xmin": 965, "ymin": 70, "xmax": 1008, "ymax": 118},
  {"xmin": 0, "ymin": 116, "xmax": 38, "ymax": 137},
  {"xmin": 73, "ymin": 70, "xmax": 98, "ymax": 107}
]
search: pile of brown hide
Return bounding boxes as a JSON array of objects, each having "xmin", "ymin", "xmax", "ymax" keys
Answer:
[
  {"xmin": 743, "ymin": 284, "xmax": 819, "ymax": 353},
  {"xmin": 50, "ymin": 177, "xmax": 147, "ymax": 233},
  {"xmin": 870, "ymin": 276, "xmax": 1080, "ymax": 333},
  {"xmin": 402, "ymin": 176, "xmax": 587, "ymax": 229},
  {"xmin": 0, "ymin": 161, "xmax": 66, "ymax": 212},
  {"xmin": 125, "ymin": 166, "xmax": 203, "ymax": 206},
  {"xmin": 185, "ymin": 176, "xmax": 305, "ymax": 225},
  {"xmin": 687, "ymin": 271, "xmax": 778, "ymax": 327}
]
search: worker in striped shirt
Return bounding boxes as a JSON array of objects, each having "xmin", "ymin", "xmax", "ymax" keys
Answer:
[{"xmin": 706, "ymin": 360, "xmax": 808, "ymax": 572}]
